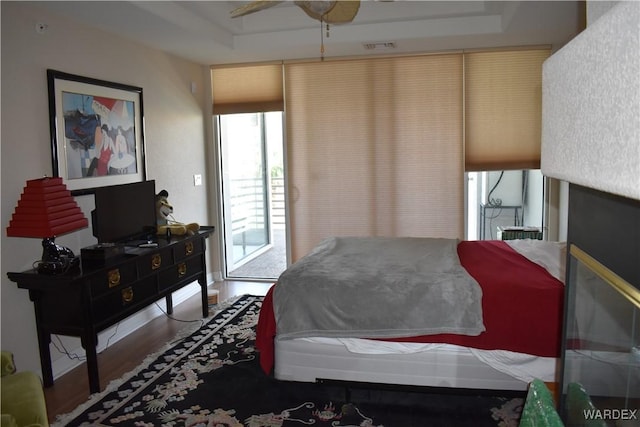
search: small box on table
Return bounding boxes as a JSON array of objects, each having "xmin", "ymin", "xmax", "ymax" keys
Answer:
[
  {"xmin": 497, "ymin": 226, "xmax": 543, "ymax": 241},
  {"xmin": 81, "ymin": 243, "xmax": 125, "ymax": 267}
]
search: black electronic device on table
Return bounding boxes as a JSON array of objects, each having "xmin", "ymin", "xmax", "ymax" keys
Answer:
[
  {"xmin": 91, "ymin": 180, "xmax": 157, "ymax": 245},
  {"xmin": 83, "ymin": 180, "xmax": 158, "ymax": 266}
]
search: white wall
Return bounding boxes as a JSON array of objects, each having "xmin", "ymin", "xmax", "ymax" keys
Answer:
[
  {"xmin": 541, "ymin": 1, "xmax": 640, "ymax": 201},
  {"xmin": 523, "ymin": 170, "xmax": 544, "ymax": 228},
  {"xmin": 543, "ymin": 1, "xmax": 636, "ymax": 242},
  {"xmin": 1, "ymin": 2, "xmax": 219, "ymax": 379}
]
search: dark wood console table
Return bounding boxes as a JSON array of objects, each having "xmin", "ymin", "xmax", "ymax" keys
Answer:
[{"xmin": 7, "ymin": 226, "xmax": 214, "ymax": 393}]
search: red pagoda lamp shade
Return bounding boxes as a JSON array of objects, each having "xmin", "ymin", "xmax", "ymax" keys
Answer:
[
  {"xmin": 6, "ymin": 177, "xmax": 88, "ymax": 274},
  {"xmin": 6, "ymin": 177, "xmax": 88, "ymax": 238}
]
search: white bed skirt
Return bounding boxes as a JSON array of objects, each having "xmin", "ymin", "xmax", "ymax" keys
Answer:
[{"xmin": 274, "ymin": 337, "xmax": 557, "ymax": 391}]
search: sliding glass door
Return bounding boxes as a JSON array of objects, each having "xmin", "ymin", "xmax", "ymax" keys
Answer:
[{"xmin": 218, "ymin": 112, "xmax": 286, "ymax": 279}]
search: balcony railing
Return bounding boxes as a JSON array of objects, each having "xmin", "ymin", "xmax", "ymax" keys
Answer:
[
  {"xmin": 230, "ymin": 176, "xmax": 285, "ymax": 241},
  {"xmin": 271, "ymin": 177, "xmax": 285, "ymax": 228}
]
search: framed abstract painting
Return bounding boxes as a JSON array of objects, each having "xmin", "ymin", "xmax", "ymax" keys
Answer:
[{"xmin": 47, "ymin": 69, "xmax": 146, "ymax": 195}]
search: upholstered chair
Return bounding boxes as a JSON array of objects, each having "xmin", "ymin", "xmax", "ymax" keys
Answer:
[{"xmin": 0, "ymin": 351, "xmax": 49, "ymax": 427}]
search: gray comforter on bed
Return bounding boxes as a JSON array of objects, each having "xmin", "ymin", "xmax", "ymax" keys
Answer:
[{"xmin": 273, "ymin": 236, "xmax": 485, "ymax": 340}]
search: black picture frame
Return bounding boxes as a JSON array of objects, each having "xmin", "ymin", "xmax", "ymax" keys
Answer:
[{"xmin": 47, "ymin": 69, "xmax": 146, "ymax": 195}]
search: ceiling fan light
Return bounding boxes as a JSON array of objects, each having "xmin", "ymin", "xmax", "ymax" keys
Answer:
[{"xmin": 298, "ymin": 1, "xmax": 337, "ymax": 16}]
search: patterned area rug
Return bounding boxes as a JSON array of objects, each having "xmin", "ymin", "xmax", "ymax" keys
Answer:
[{"xmin": 54, "ymin": 295, "xmax": 524, "ymax": 426}]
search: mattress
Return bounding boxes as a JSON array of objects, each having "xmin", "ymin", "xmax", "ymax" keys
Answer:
[
  {"xmin": 258, "ymin": 239, "xmax": 566, "ymax": 389},
  {"xmin": 274, "ymin": 337, "xmax": 557, "ymax": 391}
]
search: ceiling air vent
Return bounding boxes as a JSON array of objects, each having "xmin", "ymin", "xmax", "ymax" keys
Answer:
[{"xmin": 363, "ymin": 41, "xmax": 396, "ymax": 51}]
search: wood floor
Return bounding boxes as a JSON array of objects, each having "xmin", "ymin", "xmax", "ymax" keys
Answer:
[{"xmin": 43, "ymin": 280, "xmax": 272, "ymax": 423}]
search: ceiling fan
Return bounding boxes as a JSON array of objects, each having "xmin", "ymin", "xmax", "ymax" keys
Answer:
[{"xmin": 230, "ymin": 0, "xmax": 361, "ymax": 24}]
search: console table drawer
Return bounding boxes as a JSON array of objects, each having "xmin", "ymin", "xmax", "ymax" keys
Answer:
[
  {"xmin": 158, "ymin": 256, "xmax": 203, "ymax": 291},
  {"xmin": 89, "ymin": 262, "xmax": 137, "ymax": 297},
  {"xmin": 92, "ymin": 277, "xmax": 157, "ymax": 324},
  {"xmin": 137, "ymin": 247, "xmax": 173, "ymax": 278},
  {"xmin": 173, "ymin": 238, "xmax": 203, "ymax": 261}
]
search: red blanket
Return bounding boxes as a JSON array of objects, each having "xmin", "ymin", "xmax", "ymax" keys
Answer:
[{"xmin": 256, "ymin": 240, "xmax": 564, "ymax": 374}]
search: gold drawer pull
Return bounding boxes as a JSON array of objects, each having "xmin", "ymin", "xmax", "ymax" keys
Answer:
[
  {"xmin": 121, "ymin": 287, "xmax": 134, "ymax": 304},
  {"xmin": 108, "ymin": 269, "xmax": 121, "ymax": 288},
  {"xmin": 151, "ymin": 254, "xmax": 162, "ymax": 270},
  {"xmin": 178, "ymin": 262, "xmax": 187, "ymax": 277},
  {"xmin": 185, "ymin": 242, "xmax": 194, "ymax": 256}
]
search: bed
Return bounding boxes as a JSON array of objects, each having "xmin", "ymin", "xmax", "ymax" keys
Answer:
[{"xmin": 256, "ymin": 237, "xmax": 566, "ymax": 392}]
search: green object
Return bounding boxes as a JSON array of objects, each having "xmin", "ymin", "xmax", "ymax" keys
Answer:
[
  {"xmin": 0, "ymin": 351, "xmax": 49, "ymax": 427},
  {"xmin": 565, "ymin": 382, "xmax": 607, "ymax": 427},
  {"xmin": 519, "ymin": 379, "xmax": 564, "ymax": 427}
]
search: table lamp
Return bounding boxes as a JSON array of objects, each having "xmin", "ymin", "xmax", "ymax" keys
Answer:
[{"xmin": 6, "ymin": 177, "xmax": 89, "ymax": 274}]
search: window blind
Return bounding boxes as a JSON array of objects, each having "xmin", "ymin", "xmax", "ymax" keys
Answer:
[
  {"xmin": 464, "ymin": 49, "xmax": 551, "ymax": 171},
  {"xmin": 285, "ymin": 55, "xmax": 464, "ymax": 260},
  {"xmin": 211, "ymin": 64, "xmax": 284, "ymax": 114}
]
